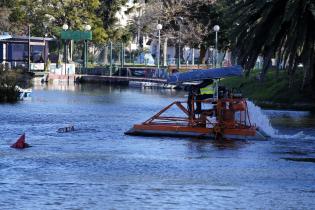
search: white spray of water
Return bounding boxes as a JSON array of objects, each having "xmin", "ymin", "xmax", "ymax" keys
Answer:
[
  {"xmin": 246, "ymin": 100, "xmax": 315, "ymax": 140},
  {"xmin": 246, "ymin": 100, "xmax": 278, "ymax": 137}
]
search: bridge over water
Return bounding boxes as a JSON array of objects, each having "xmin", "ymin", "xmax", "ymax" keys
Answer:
[{"xmin": 74, "ymin": 75, "xmax": 167, "ymax": 84}]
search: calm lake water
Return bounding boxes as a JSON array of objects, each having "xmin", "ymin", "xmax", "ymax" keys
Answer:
[{"xmin": 0, "ymin": 83, "xmax": 315, "ymax": 210}]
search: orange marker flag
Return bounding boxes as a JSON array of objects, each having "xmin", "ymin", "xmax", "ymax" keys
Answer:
[{"xmin": 11, "ymin": 133, "xmax": 29, "ymax": 149}]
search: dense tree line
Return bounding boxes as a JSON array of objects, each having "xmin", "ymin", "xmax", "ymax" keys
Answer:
[
  {"xmin": 2, "ymin": 0, "xmax": 314, "ymax": 93},
  {"xmin": 3, "ymin": 0, "xmax": 130, "ymax": 43},
  {"xmin": 140, "ymin": 0, "xmax": 314, "ymax": 93}
]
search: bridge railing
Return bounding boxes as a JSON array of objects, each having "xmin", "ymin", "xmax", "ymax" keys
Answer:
[{"xmin": 76, "ymin": 66, "xmax": 170, "ymax": 79}]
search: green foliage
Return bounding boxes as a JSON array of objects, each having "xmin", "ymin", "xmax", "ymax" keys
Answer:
[
  {"xmin": 98, "ymin": 0, "xmax": 130, "ymax": 41},
  {"xmin": 0, "ymin": 0, "xmax": 14, "ymax": 7},
  {"xmin": 5, "ymin": 0, "xmax": 133, "ymax": 43},
  {"xmin": 0, "ymin": 70, "xmax": 27, "ymax": 103},
  {"xmin": 98, "ymin": 0, "xmax": 128, "ymax": 29},
  {"xmin": 221, "ymin": 69, "xmax": 315, "ymax": 105},
  {"xmin": 7, "ymin": 0, "xmax": 108, "ymax": 44},
  {"xmin": 187, "ymin": 0, "xmax": 230, "ymax": 48},
  {"xmin": 135, "ymin": 0, "xmax": 231, "ymax": 64},
  {"xmin": 228, "ymin": 0, "xmax": 315, "ymax": 90},
  {"xmin": 0, "ymin": 85, "xmax": 19, "ymax": 103}
]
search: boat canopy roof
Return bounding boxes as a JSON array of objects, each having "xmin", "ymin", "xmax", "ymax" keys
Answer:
[{"xmin": 167, "ymin": 66, "xmax": 243, "ymax": 84}]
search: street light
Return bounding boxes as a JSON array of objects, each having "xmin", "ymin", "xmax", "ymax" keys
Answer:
[
  {"xmin": 156, "ymin": 23, "xmax": 162, "ymax": 76},
  {"xmin": 84, "ymin": 24, "xmax": 91, "ymax": 31},
  {"xmin": 84, "ymin": 24, "xmax": 91, "ymax": 69},
  {"xmin": 176, "ymin": 17, "xmax": 183, "ymax": 70},
  {"xmin": 62, "ymin": 24, "xmax": 68, "ymax": 75},
  {"xmin": 62, "ymin": 24, "xmax": 69, "ymax": 31},
  {"xmin": 43, "ymin": 22, "xmax": 48, "ymax": 72},
  {"xmin": 213, "ymin": 25, "xmax": 220, "ymax": 67}
]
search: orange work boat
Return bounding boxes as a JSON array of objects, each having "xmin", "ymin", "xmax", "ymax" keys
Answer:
[{"xmin": 125, "ymin": 66, "xmax": 267, "ymax": 140}]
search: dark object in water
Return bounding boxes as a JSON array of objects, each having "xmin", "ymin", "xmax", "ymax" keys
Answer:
[
  {"xmin": 11, "ymin": 133, "xmax": 30, "ymax": 149},
  {"xmin": 282, "ymin": 157, "xmax": 315, "ymax": 163},
  {"xmin": 58, "ymin": 125, "xmax": 75, "ymax": 133}
]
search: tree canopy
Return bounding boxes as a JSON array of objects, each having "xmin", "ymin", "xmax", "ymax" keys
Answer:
[
  {"xmin": 229, "ymin": 0, "xmax": 315, "ymax": 90},
  {"xmin": 97, "ymin": 0, "xmax": 133, "ymax": 42},
  {"xmin": 130, "ymin": 0, "xmax": 228, "ymax": 63},
  {"xmin": 5, "ymin": 0, "xmax": 131, "ymax": 44}
]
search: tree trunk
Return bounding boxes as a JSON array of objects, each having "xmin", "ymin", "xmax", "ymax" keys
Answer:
[
  {"xmin": 311, "ymin": 59, "xmax": 315, "ymax": 93},
  {"xmin": 199, "ymin": 45, "xmax": 206, "ymax": 64},
  {"xmin": 260, "ymin": 57, "xmax": 270, "ymax": 81},
  {"xmin": 276, "ymin": 57, "xmax": 280, "ymax": 78}
]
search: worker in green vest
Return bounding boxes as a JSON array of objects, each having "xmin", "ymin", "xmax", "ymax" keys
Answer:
[
  {"xmin": 196, "ymin": 80, "xmax": 215, "ymax": 113},
  {"xmin": 187, "ymin": 79, "xmax": 214, "ymax": 115}
]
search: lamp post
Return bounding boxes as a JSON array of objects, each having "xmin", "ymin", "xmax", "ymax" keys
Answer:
[
  {"xmin": 176, "ymin": 17, "xmax": 183, "ymax": 70},
  {"xmin": 28, "ymin": 24, "xmax": 31, "ymax": 72},
  {"xmin": 62, "ymin": 24, "xmax": 68, "ymax": 75},
  {"xmin": 43, "ymin": 22, "xmax": 48, "ymax": 72},
  {"xmin": 109, "ymin": 41, "xmax": 113, "ymax": 76},
  {"xmin": 156, "ymin": 23, "xmax": 162, "ymax": 77},
  {"xmin": 84, "ymin": 24, "xmax": 91, "ymax": 69},
  {"xmin": 213, "ymin": 25, "xmax": 220, "ymax": 67}
]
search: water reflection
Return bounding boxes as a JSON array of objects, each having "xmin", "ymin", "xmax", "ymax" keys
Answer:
[
  {"xmin": 186, "ymin": 138, "xmax": 248, "ymax": 153},
  {"xmin": 265, "ymin": 109, "xmax": 315, "ymax": 128}
]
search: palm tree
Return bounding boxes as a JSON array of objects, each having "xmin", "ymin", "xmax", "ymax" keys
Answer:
[{"xmin": 230, "ymin": 0, "xmax": 315, "ymax": 89}]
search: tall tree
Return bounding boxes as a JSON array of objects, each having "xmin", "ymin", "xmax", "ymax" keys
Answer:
[
  {"xmin": 229, "ymin": 0, "xmax": 315, "ymax": 90},
  {"xmin": 98, "ymin": 0, "xmax": 131, "ymax": 42},
  {"xmin": 131, "ymin": 0, "xmax": 230, "ymax": 64},
  {"xmin": 7, "ymin": 0, "xmax": 107, "ymax": 43},
  {"xmin": 184, "ymin": 0, "xmax": 230, "ymax": 64}
]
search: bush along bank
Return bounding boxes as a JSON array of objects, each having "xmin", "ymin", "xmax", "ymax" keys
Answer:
[
  {"xmin": 221, "ymin": 69, "xmax": 315, "ymax": 111},
  {"xmin": 0, "ymin": 84, "xmax": 19, "ymax": 103},
  {"xmin": 0, "ymin": 70, "xmax": 33, "ymax": 103}
]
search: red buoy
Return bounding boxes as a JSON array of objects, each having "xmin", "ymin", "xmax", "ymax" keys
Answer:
[{"xmin": 11, "ymin": 133, "xmax": 29, "ymax": 149}]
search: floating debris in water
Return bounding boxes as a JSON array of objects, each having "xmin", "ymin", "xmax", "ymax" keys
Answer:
[
  {"xmin": 282, "ymin": 157, "xmax": 315, "ymax": 163},
  {"xmin": 58, "ymin": 125, "xmax": 75, "ymax": 133}
]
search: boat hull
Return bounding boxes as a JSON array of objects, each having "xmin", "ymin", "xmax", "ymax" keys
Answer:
[{"xmin": 125, "ymin": 124, "xmax": 268, "ymax": 140}]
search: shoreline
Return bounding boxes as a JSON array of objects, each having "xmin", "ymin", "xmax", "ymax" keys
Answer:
[
  {"xmin": 41, "ymin": 73, "xmax": 315, "ymax": 112},
  {"xmin": 256, "ymin": 101, "xmax": 315, "ymax": 112}
]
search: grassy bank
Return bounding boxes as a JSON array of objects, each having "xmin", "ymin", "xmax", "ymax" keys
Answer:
[
  {"xmin": 221, "ymin": 69, "xmax": 315, "ymax": 110},
  {"xmin": 0, "ymin": 70, "xmax": 33, "ymax": 103}
]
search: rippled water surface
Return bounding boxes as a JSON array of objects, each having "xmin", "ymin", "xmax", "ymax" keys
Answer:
[{"xmin": 0, "ymin": 83, "xmax": 315, "ymax": 210}]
